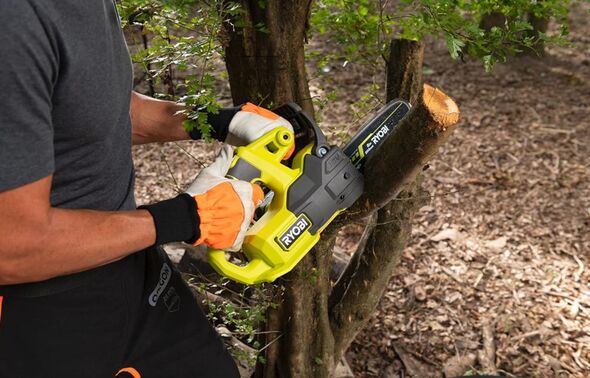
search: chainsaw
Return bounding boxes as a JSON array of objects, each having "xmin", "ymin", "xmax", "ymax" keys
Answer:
[{"xmin": 207, "ymin": 100, "xmax": 411, "ymax": 284}]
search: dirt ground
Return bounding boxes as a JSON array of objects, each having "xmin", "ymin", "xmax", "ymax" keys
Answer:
[{"xmin": 132, "ymin": 4, "xmax": 589, "ymax": 377}]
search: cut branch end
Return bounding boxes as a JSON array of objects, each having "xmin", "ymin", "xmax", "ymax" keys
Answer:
[{"xmin": 423, "ymin": 84, "xmax": 460, "ymax": 131}]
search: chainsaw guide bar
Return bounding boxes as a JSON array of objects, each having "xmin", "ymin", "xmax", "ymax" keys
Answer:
[{"xmin": 343, "ymin": 100, "xmax": 411, "ymax": 170}]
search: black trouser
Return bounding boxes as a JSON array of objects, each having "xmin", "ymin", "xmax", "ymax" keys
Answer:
[{"xmin": 0, "ymin": 247, "xmax": 239, "ymax": 378}]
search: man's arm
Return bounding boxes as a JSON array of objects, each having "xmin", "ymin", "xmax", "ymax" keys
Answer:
[
  {"xmin": 130, "ymin": 91, "xmax": 191, "ymax": 145},
  {"xmin": 129, "ymin": 92, "xmax": 290, "ymax": 146},
  {"xmin": 0, "ymin": 175, "xmax": 156, "ymax": 285},
  {"xmin": 0, "ymin": 149, "xmax": 262, "ymax": 286}
]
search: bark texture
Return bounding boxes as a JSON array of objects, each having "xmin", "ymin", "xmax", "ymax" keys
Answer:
[
  {"xmin": 330, "ymin": 180, "xmax": 429, "ymax": 358},
  {"xmin": 223, "ymin": 0, "xmax": 314, "ymax": 115},
  {"xmin": 386, "ymin": 39, "xmax": 425, "ymax": 105},
  {"xmin": 524, "ymin": 12, "xmax": 549, "ymax": 56},
  {"xmin": 265, "ymin": 232, "xmax": 338, "ymax": 377}
]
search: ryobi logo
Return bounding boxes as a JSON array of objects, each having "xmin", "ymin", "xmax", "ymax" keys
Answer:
[
  {"xmin": 370, "ymin": 124, "xmax": 390, "ymax": 145},
  {"xmin": 277, "ymin": 214, "xmax": 312, "ymax": 250},
  {"xmin": 362, "ymin": 124, "xmax": 391, "ymax": 155},
  {"xmin": 148, "ymin": 263, "xmax": 172, "ymax": 307}
]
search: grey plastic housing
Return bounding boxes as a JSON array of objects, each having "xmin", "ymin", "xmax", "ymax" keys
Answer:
[
  {"xmin": 227, "ymin": 158, "xmax": 262, "ymax": 183},
  {"xmin": 286, "ymin": 146, "xmax": 364, "ymax": 234}
]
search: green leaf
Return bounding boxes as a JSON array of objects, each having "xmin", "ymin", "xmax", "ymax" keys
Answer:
[
  {"xmin": 483, "ymin": 55, "xmax": 496, "ymax": 72},
  {"xmin": 446, "ymin": 35, "xmax": 465, "ymax": 60},
  {"xmin": 422, "ymin": 66, "xmax": 435, "ymax": 76}
]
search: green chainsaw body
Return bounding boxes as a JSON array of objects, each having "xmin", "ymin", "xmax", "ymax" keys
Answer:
[
  {"xmin": 207, "ymin": 125, "xmax": 363, "ymax": 284},
  {"xmin": 207, "ymin": 101, "xmax": 411, "ymax": 285}
]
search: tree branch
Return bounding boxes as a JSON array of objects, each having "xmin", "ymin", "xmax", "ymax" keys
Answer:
[
  {"xmin": 330, "ymin": 179, "xmax": 429, "ymax": 358},
  {"xmin": 386, "ymin": 39, "xmax": 425, "ymax": 105},
  {"xmin": 329, "ymin": 83, "xmax": 460, "ymax": 359},
  {"xmin": 344, "ymin": 83, "xmax": 460, "ymax": 222},
  {"xmin": 328, "ymin": 212, "xmax": 377, "ymax": 310}
]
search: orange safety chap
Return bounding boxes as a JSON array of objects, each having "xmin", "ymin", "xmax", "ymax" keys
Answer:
[{"xmin": 116, "ymin": 367, "xmax": 141, "ymax": 378}]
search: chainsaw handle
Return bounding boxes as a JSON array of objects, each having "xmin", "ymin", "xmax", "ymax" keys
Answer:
[
  {"xmin": 207, "ymin": 126, "xmax": 297, "ymax": 284},
  {"xmin": 272, "ymin": 102, "xmax": 329, "ymax": 158},
  {"xmin": 207, "ymin": 249, "xmax": 273, "ymax": 285},
  {"xmin": 225, "ymin": 127, "xmax": 294, "ymax": 183},
  {"xmin": 226, "ymin": 158, "xmax": 263, "ymax": 183}
]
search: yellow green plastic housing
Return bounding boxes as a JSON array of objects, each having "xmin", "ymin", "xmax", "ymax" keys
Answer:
[{"xmin": 207, "ymin": 127, "xmax": 342, "ymax": 284}]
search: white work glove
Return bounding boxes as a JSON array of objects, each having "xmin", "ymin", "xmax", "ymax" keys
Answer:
[
  {"xmin": 186, "ymin": 145, "xmax": 264, "ymax": 251},
  {"xmin": 226, "ymin": 102, "xmax": 295, "ymax": 147}
]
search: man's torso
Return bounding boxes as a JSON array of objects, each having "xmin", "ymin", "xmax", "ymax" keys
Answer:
[
  {"xmin": 0, "ymin": 0, "xmax": 135, "ymax": 210},
  {"xmin": 0, "ymin": 0, "xmax": 135, "ymax": 295},
  {"xmin": 48, "ymin": 0, "xmax": 135, "ymax": 210}
]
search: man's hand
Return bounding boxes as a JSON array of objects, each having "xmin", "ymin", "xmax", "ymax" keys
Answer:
[
  {"xmin": 139, "ymin": 145, "xmax": 263, "ymax": 252},
  {"xmin": 186, "ymin": 145, "xmax": 264, "ymax": 251},
  {"xmin": 225, "ymin": 103, "xmax": 294, "ymax": 148}
]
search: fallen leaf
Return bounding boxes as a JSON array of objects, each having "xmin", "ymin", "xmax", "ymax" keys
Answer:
[
  {"xmin": 413, "ymin": 284, "xmax": 427, "ymax": 302},
  {"xmin": 485, "ymin": 236, "xmax": 508, "ymax": 251},
  {"xmin": 431, "ymin": 228, "xmax": 462, "ymax": 242},
  {"xmin": 443, "ymin": 353, "xmax": 477, "ymax": 378}
]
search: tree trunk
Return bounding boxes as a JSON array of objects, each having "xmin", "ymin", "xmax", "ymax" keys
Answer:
[
  {"xmin": 224, "ymin": 5, "xmax": 460, "ymax": 372},
  {"xmin": 329, "ymin": 39, "xmax": 427, "ymax": 360},
  {"xmin": 223, "ymin": 2, "xmax": 333, "ymax": 377},
  {"xmin": 386, "ymin": 39, "xmax": 424, "ymax": 105},
  {"xmin": 329, "ymin": 84, "xmax": 459, "ymax": 362},
  {"xmin": 223, "ymin": 0, "xmax": 314, "ymax": 115},
  {"xmin": 524, "ymin": 12, "xmax": 549, "ymax": 56},
  {"xmin": 330, "ymin": 179, "xmax": 429, "ymax": 359},
  {"xmin": 480, "ymin": 12, "xmax": 506, "ymax": 32}
]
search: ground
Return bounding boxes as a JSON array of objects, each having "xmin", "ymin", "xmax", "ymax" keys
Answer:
[{"xmin": 131, "ymin": 4, "xmax": 589, "ymax": 377}]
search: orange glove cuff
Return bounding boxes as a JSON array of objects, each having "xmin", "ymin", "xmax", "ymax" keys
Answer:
[{"xmin": 241, "ymin": 102, "xmax": 280, "ymax": 120}]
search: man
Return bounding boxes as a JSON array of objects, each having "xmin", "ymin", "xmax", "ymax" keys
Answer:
[{"xmin": 0, "ymin": 1, "xmax": 292, "ymax": 377}]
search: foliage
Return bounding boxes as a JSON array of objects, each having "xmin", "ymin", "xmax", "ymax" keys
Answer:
[
  {"xmin": 311, "ymin": 0, "xmax": 574, "ymax": 72},
  {"xmin": 308, "ymin": 0, "xmax": 576, "ymax": 132},
  {"xmin": 117, "ymin": 0, "xmax": 577, "ymax": 136},
  {"xmin": 117, "ymin": 0, "xmax": 240, "ymax": 137},
  {"xmin": 192, "ymin": 279, "xmax": 281, "ymax": 366},
  {"xmin": 311, "ymin": 0, "xmax": 391, "ymax": 67}
]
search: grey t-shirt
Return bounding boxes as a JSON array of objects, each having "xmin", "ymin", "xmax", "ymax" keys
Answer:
[{"xmin": 0, "ymin": 0, "xmax": 135, "ymax": 211}]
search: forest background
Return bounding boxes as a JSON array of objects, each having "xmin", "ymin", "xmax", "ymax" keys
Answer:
[{"xmin": 118, "ymin": 0, "xmax": 589, "ymax": 376}]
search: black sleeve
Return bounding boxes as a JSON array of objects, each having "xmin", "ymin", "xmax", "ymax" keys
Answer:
[
  {"xmin": 188, "ymin": 106, "xmax": 241, "ymax": 142},
  {"xmin": 0, "ymin": 1, "xmax": 58, "ymax": 192}
]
